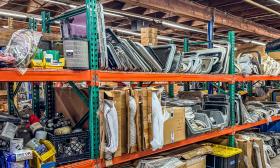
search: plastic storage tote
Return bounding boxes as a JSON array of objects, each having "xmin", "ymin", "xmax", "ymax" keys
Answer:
[
  {"xmin": 197, "ymin": 110, "xmax": 227, "ymax": 129},
  {"xmin": 31, "ymin": 140, "xmax": 56, "ymax": 168},
  {"xmin": 186, "ymin": 113, "xmax": 211, "ymax": 136},
  {"xmin": 206, "ymin": 145, "xmax": 242, "ymax": 168},
  {"xmin": 48, "ymin": 131, "xmax": 90, "ymax": 165}
]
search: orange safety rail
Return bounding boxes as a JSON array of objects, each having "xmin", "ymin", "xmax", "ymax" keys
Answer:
[
  {"xmin": 0, "ymin": 68, "xmax": 93, "ymax": 82},
  {"xmin": 234, "ymin": 75, "xmax": 280, "ymax": 82},
  {"xmin": 57, "ymin": 116, "xmax": 280, "ymax": 167},
  {"xmin": 58, "ymin": 160, "xmax": 97, "ymax": 168},
  {"xmin": 97, "ymin": 71, "xmax": 233, "ymax": 82},
  {"xmin": 234, "ymin": 116, "xmax": 280, "ymax": 132},
  {"xmin": 111, "ymin": 127, "xmax": 234, "ymax": 165},
  {"xmin": 107, "ymin": 116, "xmax": 280, "ymax": 166}
]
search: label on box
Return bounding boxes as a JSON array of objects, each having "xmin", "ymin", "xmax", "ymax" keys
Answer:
[
  {"xmin": 66, "ymin": 50, "xmax": 74, "ymax": 57},
  {"xmin": 14, "ymin": 150, "xmax": 33, "ymax": 161}
]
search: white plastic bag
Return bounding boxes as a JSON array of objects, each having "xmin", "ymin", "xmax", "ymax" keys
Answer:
[
  {"xmin": 104, "ymin": 100, "xmax": 118, "ymax": 153},
  {"xmin": 150, "ymin": 91, "xmax": 168, "ymax": 150}
]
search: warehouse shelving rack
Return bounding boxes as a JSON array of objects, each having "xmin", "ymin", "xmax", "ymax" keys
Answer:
[{"xmin": 1, "ymin": 0, "xmax": 280, "ymax": 167}]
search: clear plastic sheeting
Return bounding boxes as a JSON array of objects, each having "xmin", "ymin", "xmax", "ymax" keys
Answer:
[
  {"xmin": 136, "ymin": 157, "xmax": 185, "ymax": 168},
  {"xmin": 128, "ymin": 96, "xmax": 137, "ymax": 149},
  {"xmin": 104, "ymin": 100, "xmax": 118, "ymax": 154},
  {"xmin": 150, "ymin": 92, "xmax": 168, "ymax": 150},
  {"xmin": 4, "ymin": 29, "xmax": 42, "ymax": 74}
]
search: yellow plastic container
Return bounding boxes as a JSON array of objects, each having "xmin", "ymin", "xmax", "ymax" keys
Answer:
[
  {"xmin": 212, "ymin": 144, "xmax": 242, "ymax": 158},
  {"xmin": 30, "ymin": 59, "xmax": 45, "ymax": 68},
  {"xmin": 44, "ymin": 57, "xmax": 65, "ymax": 69},
  {"xmin": 31, "ymin": 140, "xmax": 56, "ymax": 168}
]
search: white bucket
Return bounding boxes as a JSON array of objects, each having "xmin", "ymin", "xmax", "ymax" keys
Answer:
[{"xmin": 10, "ymin": 138, "xmax": 23, "ymax": 152}]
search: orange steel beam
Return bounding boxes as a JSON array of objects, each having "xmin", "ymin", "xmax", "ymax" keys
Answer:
[
  {"xmin": 97, "ymin": 71, "xmax": 233, "ymax": 82},
  {"xmin": 234, "ymin": 116, "xmax": 280, "ymax": 132},
  {"xmin": 111, "ymin": 127, "xmax": 234, "ymax": 166},
  {"xmin": 58, "ymin": 160, "xmax": 97, "ymax": 168},
  {"xmin": 106, "ymin": 116, "xmax": 280, "ymax": 166},
  {"xmin": 0, "ymin": 68, "xmax": 92, "ymax": 82},
  {"xmin": 234, "ymin": 75, "xmax": 280, "ymax": 82},
  {"xmin": 57, "ymin": 116, "xmax": 280, "ymax": 167}
]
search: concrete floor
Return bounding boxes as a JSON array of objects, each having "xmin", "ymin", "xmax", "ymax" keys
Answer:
[{"xmin": 271, "ymin": 155, "xmax": 280, "ymax": 168}]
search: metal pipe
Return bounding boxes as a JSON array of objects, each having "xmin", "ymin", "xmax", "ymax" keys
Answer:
[{"xmin": 244, "ymin": 0, "xmax": 280, "ymax": 17}]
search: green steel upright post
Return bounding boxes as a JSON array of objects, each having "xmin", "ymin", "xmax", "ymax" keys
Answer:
[
  {"xmin": 32, "ymin": 83, "xmax": 41, "ymax": 117},
  {"xmin": 41, "ymin": 11, "xmax": 51, "ymax": 33},
  {"xmin": 86, "ymin": 0, "xmax": 99, "ymax": 159},
  {"xmin": 168, "ymin": 40, "xmax": 175, "ymax": 97},
  {"xmin": 228, "ymin": 31, "xmax": 236, "ymax": 147},
  {"xmin": 183, "ymin": 37, "xmax": 190, "ymax": 91},
  {"xmin": 41, "ymin": 11, "xmax": 55, "ymax": 119},
  {"xmin": 248, "ymin": 82, "xmax": 253, "ymax": 96},
  {"xmin": 28, "ymin": 17, "xmax": 40, "ymax": 117},
  {"xmin": 28, "ymin": 18, "xmax": 37, "ymax": 31},
  {"xmin": 7, "ymin": 82, "xmax": 15, "ymax": 115}
]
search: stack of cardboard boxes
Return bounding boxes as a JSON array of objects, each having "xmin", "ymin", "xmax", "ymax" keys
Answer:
[
  {"xmin": 141, "ymin": 27, "xmax": 158, "ymax": 46},
  {"xmin": 99, "ymin": 87, "xmax": 186, "ymax": 164}
]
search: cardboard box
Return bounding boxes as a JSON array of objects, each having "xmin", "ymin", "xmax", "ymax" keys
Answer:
[
  {"xmin": 133, "ymin": 89, "xmax": 143, "ymax": 152},
  {"xmin": 141, "ymin": 38, "xmax": 158, "ymax": 46},
  {"xmin": 252, "ymin": 138, "xmax": 266, "ymax": 168},
  {"xmin": 236, "ymin": 139, "xmax": 253, "ymax": 168},
  {"xmin": 100, "ymin": 88, "xmax": 128, "ymax": 157},
  {"xmin": 185, "ymin": 156, "xmax": 206, "ymax": 168},
  {"xmin": 141, "ymin": 27, "xmax": 158, "ymax": 46},
  {"xmin": 164, "ymin": 106, "xmax": 186, "ymax": 145},
  {"xmin": 141, "ymin": 27, "xmax": 158, "ymax": 34},
  {"xmin": 141, "ymin": 88, "xmax": 150, "ymax": 150},
  {"xmin": 268, "ymin": 51, "xmax": 280, "ymax": 61}
]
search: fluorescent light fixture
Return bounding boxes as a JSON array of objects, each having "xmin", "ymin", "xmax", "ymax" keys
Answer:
[
  {"xmin": 162, "ymin": 21, "xmax": 206, "ymax": 34},
  {"xmin": 251, "ymin": 40, "xmax": 266, "ymax": 46},
  {"xmin": 104, "ymin": 11, "xmax": 124, "ymax": 18},
  {"xmin": 272, "ymin": 0, "xmax": 280, "ymax": 4},
  {"xmin": 241, "ymin": 39, "xmax": 266, "ymax": 45},
  {"xmin": 105, "ymin": 9, "xmax": 154, "ymax": 22},
  {"xmin": 0, "ymin": 11, "xmax": 27, "ymax": 19},
  {"xmin": 44, "ymin": 0, "xmax": 77, "ymax": 8}
]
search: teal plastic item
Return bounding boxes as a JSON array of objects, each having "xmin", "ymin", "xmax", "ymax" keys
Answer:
[
  {"xmin": 46, "ymin": 50, "xmax": 60, "ymax": 61},
  {"xmin": 35, "ymin": 49, "xmax": 43, "ymax": 60}
]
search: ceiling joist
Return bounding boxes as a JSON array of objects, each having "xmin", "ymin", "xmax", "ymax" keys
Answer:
[{"xmin": 119, "ymin": 0, "xmax": 280, "ymax": 39}]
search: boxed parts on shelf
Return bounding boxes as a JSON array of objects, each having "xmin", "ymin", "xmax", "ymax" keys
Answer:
[
  {"xmin": 163, "ymin": 106, "xmax": 186, "ymax": 145},
  {"xmin": 100, "ymin": 87, "xmax": 129, "ymax": 158}
]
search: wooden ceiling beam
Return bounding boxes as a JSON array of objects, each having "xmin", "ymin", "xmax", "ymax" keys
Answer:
[
  {"xmin": 0, "ymin": 0, "xmax": 9, "ymax": 7},
  {"xmin": 143, "ymin": 8, "xmax": 158, "ymax": 15},
  {"xmin": 27, "ymin": 0, "xmax": 45, "ymax": 13},
  {"xmin": 121, "ymin": 3, "xmax": 138, "ymax": 11},
  {"xmin": 119, "ymin": 0, "xmax": 280, "ymax": 39}
]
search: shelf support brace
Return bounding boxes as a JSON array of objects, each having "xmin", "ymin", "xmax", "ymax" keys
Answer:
[
  {"xmin": 228, "ymin": 31, "xmax": 236, "ymax": 147},
  {"xmin": 7, "ymin": 82, "xmax": 15, "ymax": 115},
  {"xmin": 207, "ymin": 19, "xmax": 214, "ymax": 94},
  {"xmin": 41, "ymin": 11, "xmax": 51, "ymax": 33},
  {"xmin": 45, "ymin": 82, "xmax": 55, "ymax": 119},
  {"xmin": 183, "ymin": 37, "xmax": 190, "ymax": 91},
  {"xmin": 87, "ymin": 0, "xmax": 99, "ymax": 159},
  {"xmin": 168, "ymin": 40, "xmax": 175, "ymax": 97},
  {"xmin": 32, "ymin": 82, "xmax": 41, "ymax": 118}
]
